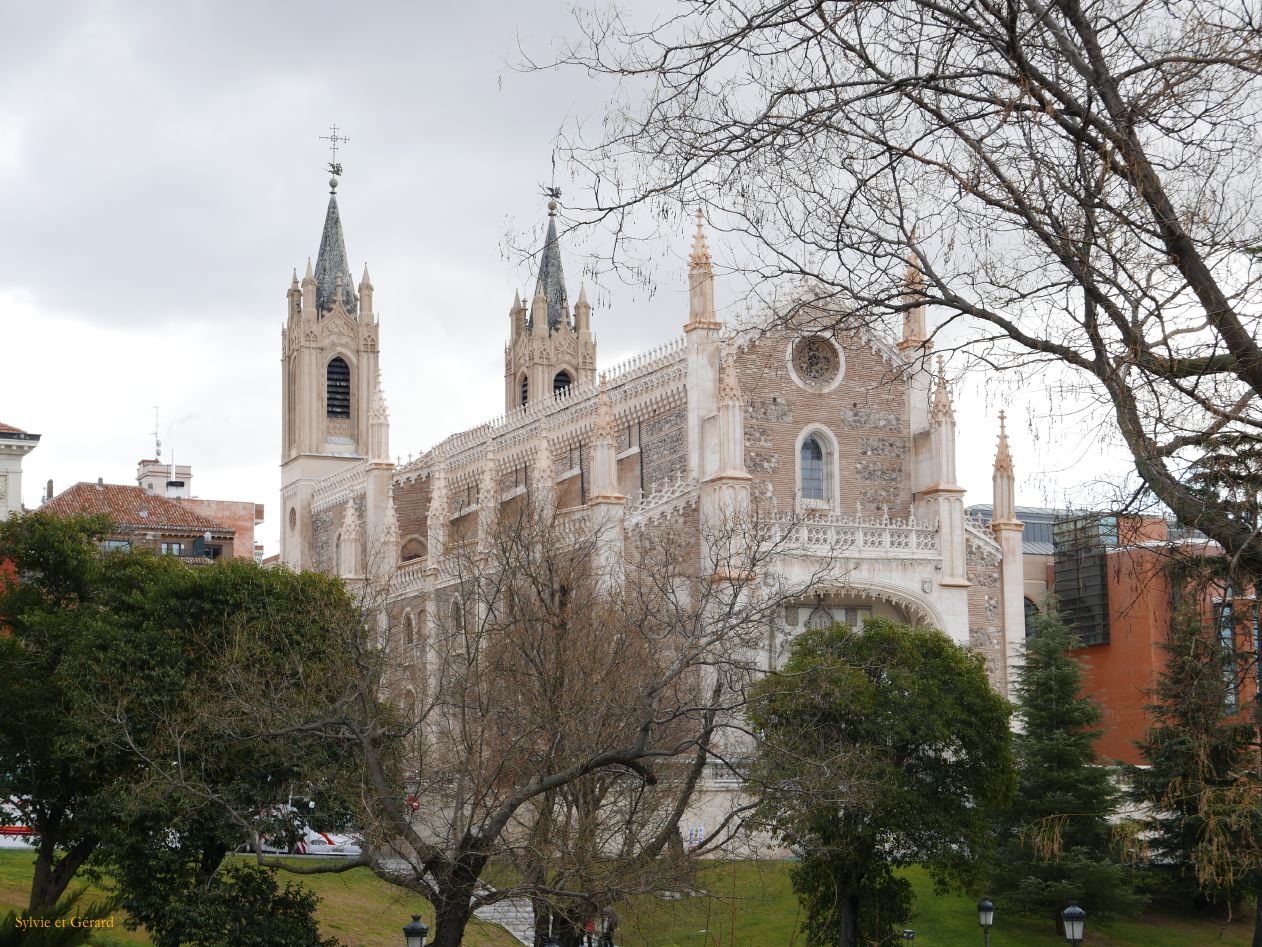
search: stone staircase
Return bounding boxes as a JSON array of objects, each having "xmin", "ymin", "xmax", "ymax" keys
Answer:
[{"xmin": 472, "ymin": 894, "xmax": 535, "ymax": 944}]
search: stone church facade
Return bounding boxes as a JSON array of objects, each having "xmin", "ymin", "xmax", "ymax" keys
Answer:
[{"xmin": 279, "ymin": 179, "xmax": 1027, "ymax": 712}]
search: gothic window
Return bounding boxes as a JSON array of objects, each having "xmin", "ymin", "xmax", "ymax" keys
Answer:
[
  {"xmin": 404, "ymin": 612, "xmax": 416, "ymax": 647},
  {"xmin": 326, "ymin": 357, "xmax": 351, "ymax": 419},
  {"xmin": 401, "ymin": 537, "xmax": 426, "ymax": 562},
  {"xmin": 800, "ymin": 435, "xmax": 827, "ymax": 501},
  {"xmin": 553, "ymin": 370, "xmax": 572, "ymax": 396},
  {"xmin": 520, "ymin": 375, "xmax": 529, "ymax": 406}
]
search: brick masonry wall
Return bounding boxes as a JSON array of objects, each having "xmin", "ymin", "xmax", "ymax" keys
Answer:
[
  {"xmin": 395, "ymin": 476, "xmax": 431, "ymax": 543},
  {"xmin": 737, "ymin": 330, "xmax": 912, "ymax": 517}
]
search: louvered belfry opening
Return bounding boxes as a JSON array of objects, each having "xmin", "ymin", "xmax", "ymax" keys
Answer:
[{"xmin": 326, "ymin": 357, "xmax": 351, "ymax": 419}]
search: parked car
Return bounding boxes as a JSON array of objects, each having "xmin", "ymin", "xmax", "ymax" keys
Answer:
[{"xmin": 292, "ymin": 827, "xmax": 362, "ymax": 857}]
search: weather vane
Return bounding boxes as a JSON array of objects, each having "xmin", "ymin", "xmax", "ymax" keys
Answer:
[{"xmin": 321, "ymin": 124, "xmax": 349, "ymax": 177}]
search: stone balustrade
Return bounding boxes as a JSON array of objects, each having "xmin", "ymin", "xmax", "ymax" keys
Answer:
[{"xmin": 773, "ymin": 512, "xmax": 939, "ymax": 558}]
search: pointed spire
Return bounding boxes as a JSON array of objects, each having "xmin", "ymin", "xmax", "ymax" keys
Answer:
[
  {"xmin": 530, "ymin": 198, "xmax": 570, "ymax": 332},
  {"xmin": 897, "ymin": 229, "xmax": 930, "ymax": 352},
  {"xmin": 358, "ymin": 264, "xmax": 374, "ymax": 317},
  {"xmin": 574, "ymin": 284, "xmax": 592, "ymax": 335},
  {"xmin": 290, "ymin": 269, "xmax": 299, "ymax": 291},
  {"xmin": 686, "ymin": 209, "xmax": 720, "ymax": 331},
  {"xmin": 689, "ymin": 208, "xmax": 713, "ymax": 271},
  {"xmin": 303, "ymin": 258, "xmax": 315, "ymax": 284},
  {"xmin": 931, "ymin": 355, "xmax": 954, "ymax": 423},
  {"xmin": 994, "ymin": 409, "xmax": 1014, "ymax": 476},
  {"xmin": 314, "ymin": 189, "xmax": 358, "ymax": 316},
  {"xmin": 993, "ymin": 409, "xmax": 1017, "ymax": 524}
]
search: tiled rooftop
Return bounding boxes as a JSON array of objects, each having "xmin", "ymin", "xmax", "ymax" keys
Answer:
[{"xmin": 42, "ymin": 482, "xmax": 232, "ymax": 534}]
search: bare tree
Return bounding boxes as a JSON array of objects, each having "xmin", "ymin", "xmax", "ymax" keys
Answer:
[
  {"xmin": 535, "ymin": 0, "xmax": 1262, "ymax": 576},
  {"xmin": 362, "ymin": 494, "xmax": 827, "ymax": 946}
]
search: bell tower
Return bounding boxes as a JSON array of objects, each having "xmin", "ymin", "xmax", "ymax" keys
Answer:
[
  {"xmin": 503, "ymin": 195, "xmax": 597, "ymax": 411},
  {"xmin": 280, "ymin": 161, "xmax": 382, "ymax": 569}
]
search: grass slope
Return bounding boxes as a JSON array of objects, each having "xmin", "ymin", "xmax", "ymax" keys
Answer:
[
  {"xmin": 0, "ymin": 851, "xmax": 517, "ymax": 947},
  {"xmin": 2, "ymin": 851, "xmax": 1252, "ymax": 946}
]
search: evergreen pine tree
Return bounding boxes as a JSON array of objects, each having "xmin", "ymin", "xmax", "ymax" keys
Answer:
[
  {"xmin": 1129, "ymin": 601, "xmax": 1261, "ymax": 909},
  {"xmin": 993, "ymin": 611, "xmax": 1146, "ymax": 926}
]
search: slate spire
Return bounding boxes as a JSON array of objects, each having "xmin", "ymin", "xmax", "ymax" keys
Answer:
[
  {"xmin": 530, "ymin": 198, "xmax": 569, "ymax": 332},
  {"xmin": 314, "ymin": 176, "xmax": 358, "ymax": 316}
]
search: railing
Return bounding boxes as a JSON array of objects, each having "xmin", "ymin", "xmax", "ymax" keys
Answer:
[
  {"xmin": 392, "ymin": 559, "xmax": 428, "ymax": 597},
  {"xmin": 773, "ymin": 512, "xmax": 939, "ymax": 558},
  {"xmin": 311, "ymin": 460, "xmax": 370, "ymax": 512},
  {"xmin": 626, "ymin": 472, "xmax": 699, "ymax": 522}
]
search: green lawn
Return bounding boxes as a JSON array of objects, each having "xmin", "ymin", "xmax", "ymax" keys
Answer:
[
  {"xmin": 1, "ymin": 851, "xmax": 1253, "ymax": 946},
  {"xmin": 616, "ymin": 862, "xmax": 1253, "ymax": 947},
  {"xmin": 0, "ymin": 851, "xmax": 517, "ymax": 947}
]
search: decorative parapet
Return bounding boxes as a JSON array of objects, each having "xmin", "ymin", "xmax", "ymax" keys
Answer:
[
  {"xmin": 311, "ymin": 460, "xmax": 371, "ymax": 513},
  {"xmin": 773, "ymin": 512, "xmax": 939, "ymax": 558},
  {"xmin": 964, "ymin": 521, "xmax": 1004, "ymax": 560},
  {"xmin": 390, "ymin": 559, "xmax": 428, "ymax": 599},
  {"xmin": 626, "ymin": 472, "xmax": 699, "ymax": 524}
]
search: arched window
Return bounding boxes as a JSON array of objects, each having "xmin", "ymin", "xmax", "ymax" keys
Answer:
[
  {"xmin": 519, "ymin": 375, "xmax": 529, "ymax": 407},
  {"xmin": 553, "ymin": 370, "xmax": 572, "ymax": 396},
  {"xmin": 326, "ymin": 357, "xmax": 351, "ymax": 419},
  {"xmin": 404, "ymin": 612, "xmax": 416, "ymax": 647},
  {"xmin": 401, "ymin": 537, "xmax": 426, "ymax": 562},
  {"xmin": 1024, "ymin": 598, "xmax": 1040, "ymax": 638},
  {"xmin": 800, "ymin": 435, "xmax": 827, "ymax": 501},
  {"xmin": 450, "ymin": 599, "xmax": 465, "ymax": 634}
]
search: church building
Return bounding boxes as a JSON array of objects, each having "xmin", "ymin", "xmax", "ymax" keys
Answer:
[{"xmin": 279, "ymin": 172, "xmax": 1026, "ymax": 701}]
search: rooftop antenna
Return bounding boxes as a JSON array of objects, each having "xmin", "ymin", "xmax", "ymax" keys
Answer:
[
  {"xmin": 320, "ymin": 124, "xmax": 349, "ymax": 192},
  {"xmin": 151, "ymin": 406, "xmax": 162, "ymax": 461}
]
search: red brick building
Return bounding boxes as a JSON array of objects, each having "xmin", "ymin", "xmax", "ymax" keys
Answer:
[{"xmin": 971, "ymin": 506, "xmax": 1257, "ymax": 765}]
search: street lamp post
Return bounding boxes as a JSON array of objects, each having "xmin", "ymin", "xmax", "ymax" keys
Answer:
[
  {"xmin": 1062, "ymin": 902, "xmax": 1086, "ymax": 946},
  {"xmin": 977, "ymin": 897, "xmax": 994, "ymax": 947},
  {"xmin": 402, "ymin": 914, "xmax": 429, "ymax": 947}
]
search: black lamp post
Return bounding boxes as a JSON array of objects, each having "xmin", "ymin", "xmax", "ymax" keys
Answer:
[
  {"xmin": 977, "ymin": 897, "xmax": 994, "ymax": 947},
  {"xmin": 402, "ymin": 914, "xmax": 429, "ymax": 947},
  {"xmin": 1062, "ymin": 902, "xmax": 1086, "ymax": 946}
]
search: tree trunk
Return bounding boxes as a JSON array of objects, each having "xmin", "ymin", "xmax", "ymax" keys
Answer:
[
  {"xmin": 838, "ymin": 889, "xmax": 859, "ymax": 947},
  {"xmin": 28, "ymin": 831, "xmax": 97, "ymax": 916},
  {"xmin": 429, "ymin": 889, "xmax": 479, "ymax": 947},
  {"xmin": 533, "ymin": 900, "xmax": 552, "ymax": 947},
  {"xmin": 1253, "ymin": 668, "xmax": 1262, "ymax": 947}
]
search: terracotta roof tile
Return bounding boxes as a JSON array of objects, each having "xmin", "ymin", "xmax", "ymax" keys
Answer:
[
  {"xmin": 42, "ymin": 483, "xmax": 232, "ymax": 534},
  {"xmin": 0, "ymin": 421, "xmax": 27, "ymax": 434}
]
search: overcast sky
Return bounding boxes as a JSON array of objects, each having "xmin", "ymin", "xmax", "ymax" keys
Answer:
[{"xmin": 1, "ymin": 1, "xmax": 1131, "ymax": 553}]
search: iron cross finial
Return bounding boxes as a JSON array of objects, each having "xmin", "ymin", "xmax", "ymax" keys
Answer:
[{"xmin": 321, "ymin": 124, "xmax": 350, "ymax": 174}]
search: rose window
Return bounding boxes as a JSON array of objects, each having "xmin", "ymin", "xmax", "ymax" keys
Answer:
[{"xmin": 792, "ymin": 336, "xmax": 841, "ymax": 388}]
